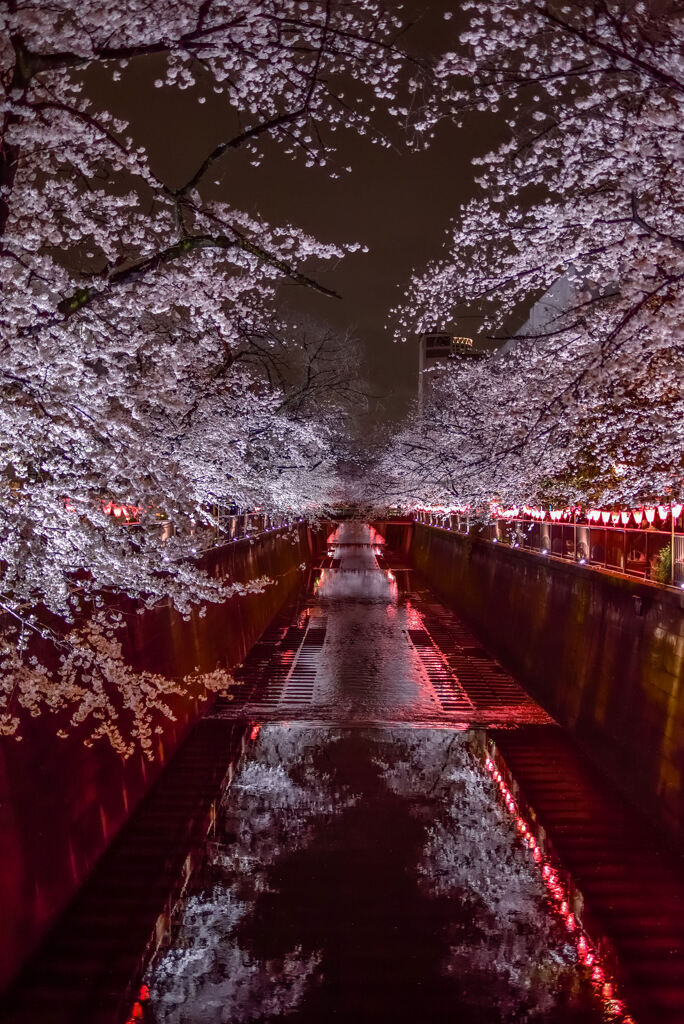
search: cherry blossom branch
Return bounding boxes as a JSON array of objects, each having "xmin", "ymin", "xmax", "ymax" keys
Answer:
[
  {"xmin": 539, "ymin": 3, "xmax": 684, "ymax": 94},
  {"xmin": 630, "ymin": 192, "xmax": 684, "ymax": 252},
  {"xmin": 49, "ymin": 230, "xmax": 340, "ymax": 323}
]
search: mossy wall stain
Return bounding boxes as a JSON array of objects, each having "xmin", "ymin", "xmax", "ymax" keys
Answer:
[{"xmin": 409, "ymin": 524, "xmax": 684, "ymax": 846}]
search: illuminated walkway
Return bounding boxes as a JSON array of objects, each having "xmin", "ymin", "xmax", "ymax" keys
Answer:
[{"xmin": 1, "ymin": 524, "xmax": 683, "ymax": 1024}]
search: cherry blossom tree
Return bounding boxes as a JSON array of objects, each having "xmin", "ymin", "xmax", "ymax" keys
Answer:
[
  {"xmin": 395, "ymin": 0, "xmax": 684, "ymax": 508},
  {"xmin": 0, "ymin": 1, "xmax": 439, "ymax": 750},
  {"xmin": 239, "ymin": 317, "xmax": 367, "ymax": 426},
  {"xmin": 381, "ymin": 333, "xmax": 684, "ymax": 514}
]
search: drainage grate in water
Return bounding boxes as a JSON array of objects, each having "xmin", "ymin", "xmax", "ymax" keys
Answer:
[
  {"xmin": 280, "ymin": 622, "xmax": 327, "ymax": 705},
  {"xmin": 417, "ymin": 615, "xmax": 542, "ymax": 713},
  {"xmin": 230, "ymin": 625, "xmax": 306, "ymax": 709},
  {"xmin": 408, "ymin": 628, "xmax": 474, "ymax": 713}
]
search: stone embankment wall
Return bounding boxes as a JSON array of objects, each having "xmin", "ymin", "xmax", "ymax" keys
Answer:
[
  {"xmin": 404, "ymin": 523, "xmax": 684, "ymax": 845},
  {"xmin": 0, "ymin": 526, "xmax": 320, "ymax": 990}
]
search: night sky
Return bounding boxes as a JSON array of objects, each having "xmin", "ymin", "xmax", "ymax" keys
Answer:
[{"xmin": 86, "ymin": 2, "xmax": 508, "ymax": 429}]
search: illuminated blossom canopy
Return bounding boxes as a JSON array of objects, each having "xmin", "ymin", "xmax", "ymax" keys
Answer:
[
  {"xmin": 394, "ymin": 0, "xmax": 684, "ymax": 509},
  {"xmin": 0, "ymin": 1, "xmax": 440, "ymax": 747}
]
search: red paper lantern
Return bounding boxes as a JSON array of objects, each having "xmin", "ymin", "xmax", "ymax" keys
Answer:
[
  {"xmin": 633, "ymin": 510, "xmax": 643, "ymax": 525},
  {"xmin": 645, "ymin": 507, "xmax": 656, "ymax": 524}
]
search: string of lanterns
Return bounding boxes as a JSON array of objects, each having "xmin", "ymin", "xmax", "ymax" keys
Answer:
[
  {"xmin": 415, "ymin": 503, "xmax": 683, "ymax": 527},
  {"xmin": 503, "ymin": 503, "xmax": 683, "ymax": 526},
  {"xmin": 102, "ymin": 501, "xmax": 143, "ymax": 521}
]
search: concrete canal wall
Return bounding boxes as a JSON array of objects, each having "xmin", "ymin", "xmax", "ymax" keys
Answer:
[
  {"xmin": 0, "ymin": 526, "xmax": 321, "ymax": 991},
  {"xmin": 404, "ymin": 522, "xmax": 684, "ymax": 846}
]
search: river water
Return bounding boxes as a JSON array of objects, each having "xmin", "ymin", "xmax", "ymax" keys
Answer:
[{"xmin": 144, "ymin": 524, "xmax": 603, "ymax": 1023}]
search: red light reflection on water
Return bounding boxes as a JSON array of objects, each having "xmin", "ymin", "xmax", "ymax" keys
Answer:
[
  {"xmin": 368, "ymin": 526, "xmax": 385, "ymax": 549},
  {"xmin": 124, "ymin": 981, "xmax": 151, "ymax": 1022},
  {"xmin": 405, "ymin": 601, "xmax": 424, "ymax": 630},
  {"xmin": 483, "ymin": 755, "xmax": 635, "ymax": 1024}
]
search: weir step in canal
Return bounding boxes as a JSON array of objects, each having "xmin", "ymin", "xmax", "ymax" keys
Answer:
[{"xmin": 1, "ymin": 522, "xmax": 683, "ymax": 1024}]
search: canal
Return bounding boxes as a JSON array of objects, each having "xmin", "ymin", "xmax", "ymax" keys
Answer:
[
  {"xmin": 139, "ymin": 523, "xmax": 622, "ymax": 1023},
  {"xmin": 3, "ymin": 523, "xmax": 683, "ymax": 1024}
]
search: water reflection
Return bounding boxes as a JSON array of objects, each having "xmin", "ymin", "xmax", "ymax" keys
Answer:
[
  {"xmin": 147, "ymin": 725, "xmax": 600, "ymax": 1023},
  {"xmin": 317, "ymin": 567, "xmax": 394, "ymax": 602},
  {"xmin": 312, "ymin": 523, "xmax": 433, "ymax": 719}
]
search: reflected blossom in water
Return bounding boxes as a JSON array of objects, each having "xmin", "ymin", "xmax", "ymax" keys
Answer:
[
  {"xmin": 147, "ymin": 726, "xmax": 356, "ymax": 1023},
  {"xmin": 148, "ymin": 724, "xmax": 600, "ymax": 1023}
]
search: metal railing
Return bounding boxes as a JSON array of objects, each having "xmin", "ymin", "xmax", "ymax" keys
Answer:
[
  {"xmin": 159, "ymin": 512, "xmax": 301, "ymax": 547},
  {"xmin": 414, "ymin": 511, "xmax": 684, "ymax": 589},
  {"xmin": 110, "ymin": 509, "xmax": 299, "ymax": 548}
]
